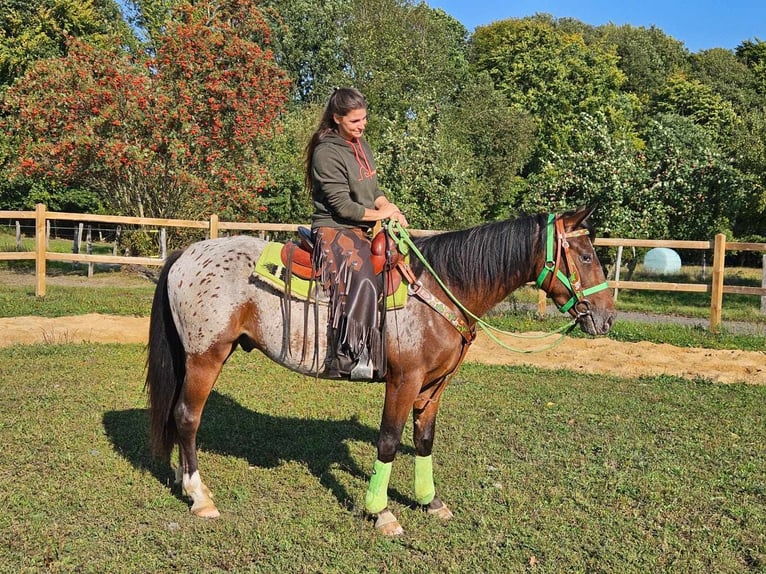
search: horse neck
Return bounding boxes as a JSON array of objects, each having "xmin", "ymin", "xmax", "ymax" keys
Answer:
[
  {"xmin": 444, "ymin": 272, "xmax": 535, "ymax": 319},
  {"xmin": 414, "ymin": 215, "xmax": 544, "ymax": 320}
]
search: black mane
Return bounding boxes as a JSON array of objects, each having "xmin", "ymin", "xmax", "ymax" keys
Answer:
[{"xmin": 411, "ymin": 213, "xmax": 548, "ymax": 292}]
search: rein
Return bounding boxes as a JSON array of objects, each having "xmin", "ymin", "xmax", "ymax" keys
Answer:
[{"xmin": 386, "ymin": 215, "xmax": 605, "ymax": 354}]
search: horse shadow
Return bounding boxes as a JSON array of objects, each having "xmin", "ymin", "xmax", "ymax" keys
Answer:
[{"xmin": 103, "ymin": 390, "xmax": 414, "ymax": 510}]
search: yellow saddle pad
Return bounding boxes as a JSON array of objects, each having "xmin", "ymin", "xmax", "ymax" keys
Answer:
[{"xmin": 253, "ymin": 241, "xmax": 408, "ymax": 310}]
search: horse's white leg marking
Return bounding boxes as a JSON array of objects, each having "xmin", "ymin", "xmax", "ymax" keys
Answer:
[{"xmin": 182, "ymin": 470, "xmax": 220, "ymax": 518}]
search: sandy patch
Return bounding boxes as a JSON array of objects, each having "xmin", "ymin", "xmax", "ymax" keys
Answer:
[{"xmin": 0, "ymin": 314, "xmax": 763, "ymax": 385}]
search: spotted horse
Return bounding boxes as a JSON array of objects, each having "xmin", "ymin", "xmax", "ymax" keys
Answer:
[{"xmin": 145, "ymin": 206, "xmax": 616, "ymax": 535}]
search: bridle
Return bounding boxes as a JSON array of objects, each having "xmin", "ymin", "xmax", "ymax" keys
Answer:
[{"xmin": 535, "ymin": 213, "xmax": 609, "ymax": 320}]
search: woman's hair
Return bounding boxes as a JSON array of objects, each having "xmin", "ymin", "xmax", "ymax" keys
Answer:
[{"xmin": 304, "ymin": 88, "xmax": 368, "ymax": 193}]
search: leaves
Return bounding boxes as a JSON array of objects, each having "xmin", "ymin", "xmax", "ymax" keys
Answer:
[{"xmin": 1, "ymin": 0, "xmax": 290, "ymax": 222}]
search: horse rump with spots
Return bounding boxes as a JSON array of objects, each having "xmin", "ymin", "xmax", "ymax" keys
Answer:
[{"xmin": 145, "ymin": 206, "xmax": 615, "ymax": 535}]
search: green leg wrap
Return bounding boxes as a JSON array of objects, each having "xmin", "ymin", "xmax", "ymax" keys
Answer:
[
  {"xmin": 414, "ymin": 455, "xmax": 435, "ymax": 506},
  {"xmin": 365, "ymin": 459, "xmax": 393, "ymax": 515}
]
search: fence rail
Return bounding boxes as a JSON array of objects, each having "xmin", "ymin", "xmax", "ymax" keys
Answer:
[{"xmin": 2, "ymin": 205, "xmax": 766, "ymax": 332}]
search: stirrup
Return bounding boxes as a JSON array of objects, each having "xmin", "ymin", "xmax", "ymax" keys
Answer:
[
  {"xmin": 351, "ymin": 358, "xmax": 372, "ymax": 379},
  {"xmin": 350, "ymin": 349, "xmax": 374, "ymax": 379}
]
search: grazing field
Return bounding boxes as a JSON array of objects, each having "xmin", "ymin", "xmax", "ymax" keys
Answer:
[{"xmin": 1, "ymin": 345, "xmax": 763, "ymax": 573}]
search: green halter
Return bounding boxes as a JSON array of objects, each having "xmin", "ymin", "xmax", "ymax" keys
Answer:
[{"xmin": 535, "ymin": 213, "xmax": 609, "ymax": 314}]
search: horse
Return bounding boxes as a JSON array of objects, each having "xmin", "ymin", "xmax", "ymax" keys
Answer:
[{"xmin": 145, "ymin": 205, "xmax": 616, "ymax": 535}]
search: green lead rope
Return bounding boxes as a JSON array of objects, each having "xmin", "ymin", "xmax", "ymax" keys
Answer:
[{"xmin": 385, "ymin": 220, "xmax": 576, "ymax": 354}]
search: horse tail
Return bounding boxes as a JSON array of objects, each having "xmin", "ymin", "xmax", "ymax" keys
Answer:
[{"xmin": 145, "ymin": 248, "xmax": 186, "ymax": 462}]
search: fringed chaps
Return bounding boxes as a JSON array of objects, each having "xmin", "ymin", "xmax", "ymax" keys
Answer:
[{"xmin": 313, "ymin": 227, "xmax": 386, "ymax": 378}]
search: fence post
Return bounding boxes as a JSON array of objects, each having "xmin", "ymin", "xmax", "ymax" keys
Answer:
[
  {"xmin": 160, "ymin": 228, "xmax": 167, "ymax": 260},
  {"xmin": 209, "ymin": 214, "xmax": 219, "ymax": 239},
  {"xmin": 113, "ymin": 225, "xmax": 121, "ymax": 255},
  {"xmin": 73, "ymin": 222, "xmax": 83, "ymax": 268},
  {"xmin": 613, "ymin": 245, "xmax": 623, "ymax": 301},
  {"xmin": 709, "ymin": 233, "xmax": 726, "ymax": 333},
  {"xmin": 15, "ymin": 221, "xmax": 21, "ymax": 250},
  {"xmin": 761, "ymin": 255, "xmax": 766, "ymax": 315},
  {"xmin": 537, "ymin": 289, "xmax": 546, "ymax": 317},
  {"xmin": 86, "ymin": 225, "xmax": 94, "ymax": 278},
  {"xmin": 35, "ymin": 203, "xmax": 46, "ymax": 297}
]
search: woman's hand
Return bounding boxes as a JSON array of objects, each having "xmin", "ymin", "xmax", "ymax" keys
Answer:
[
  {"xmin": 389, "ymin": 208, "xmax": 408, "ymax": 228},
  {"xmin": 376, "ymin": 201, "xmax": 408, "ymax": 227}
]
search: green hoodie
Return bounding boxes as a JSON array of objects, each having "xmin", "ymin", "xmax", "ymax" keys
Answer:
[{"xmin": 311, "ymin": 132, "xmax": 384, "ymax": 230}]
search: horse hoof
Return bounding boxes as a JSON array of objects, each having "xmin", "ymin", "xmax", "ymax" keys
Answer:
[
  {"xmin": 426, "ymin": 498, "xmax": 453, "ymax": 521},
  {"xmin": 191, "ymin": 502, "xmax": 220, "ymax": 519},
  {"xmin": 374, "ymin": 509, "xmax": 404, "ymax": 536}
]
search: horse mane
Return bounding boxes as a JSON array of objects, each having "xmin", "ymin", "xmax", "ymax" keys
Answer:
[{"xmin": 411, "ymin": 213, "xmax": 549, "ymax": 292}]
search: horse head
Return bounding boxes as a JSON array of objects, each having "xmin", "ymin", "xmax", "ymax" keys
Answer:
[{"xmin": 536, "ymin": 206, "xmax": 616, "ymax": 336}]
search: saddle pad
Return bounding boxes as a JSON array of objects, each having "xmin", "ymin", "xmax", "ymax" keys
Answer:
[{"xmin": 253, "ymin": 241, "xmax": 408, "ymax": 310}]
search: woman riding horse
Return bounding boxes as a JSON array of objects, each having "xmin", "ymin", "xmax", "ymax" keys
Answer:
[{"xmin": 305, "ymin": 87, "xmax": 408, "ymax": 380}]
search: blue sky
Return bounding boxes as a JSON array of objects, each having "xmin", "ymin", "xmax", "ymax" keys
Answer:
[{"xmin": 427, "ymin": 0, "xmax": 765, "ymax": 52}]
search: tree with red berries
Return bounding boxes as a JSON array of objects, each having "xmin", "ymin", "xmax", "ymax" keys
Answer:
[{"xmin": 2, "ymin": 0, "xmax": 290, "ymax": 221}]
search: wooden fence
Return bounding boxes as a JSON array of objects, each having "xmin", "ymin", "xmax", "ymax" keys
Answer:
[{"xmin": 2, "ymin": 204, "xmax": 766, "ymax": 332}]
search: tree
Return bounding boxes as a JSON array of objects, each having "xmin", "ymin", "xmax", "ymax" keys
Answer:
[
  {"xmin": 345, "ymin": 0, "xmax": 469, "ymax": 124},
  {"xmin": 690, "ymin": 48, "xmax": 759, "ymax": 111},
  {"xmin": 649, "ymin": 75, "xmax": 739, "ymax": 145},
  {"xmin": 519, "ymin": 112, "xmax": 657, "ymax": 240},
  {"xmin": 642, "ymin": 114, "xmax": 747, "ymax": 240},
  {"xmin": 375, "ymin": 106, "xmax": 487, "ymax": 230},
  {"xmin": 0, "ymin": 0, "xmax": 133, "ymax": 89},
  {"xmin": 441, "ymin": 72, "xmax": 536, "ymax": 219},
  {"xmin": 2, "ymin": 0, "xmax": 290, "ymax": 224},
  {"xmin": 469, "ymin": 16, "xmax": 634, "ymax": 168},
  {"xmin": 736, "ymin": 38, "xmax": 766, "ymax": 95},
  {"xmin": 258, "ymin": 104, "xmax": 317, "ymax": 223},
  {"xmin": 599, "ymin": 24, "xmax": 689, "ymax": 101},
  {"xmin": 260, "ymin": 0, "xmax": 352, "ymax": 102}
]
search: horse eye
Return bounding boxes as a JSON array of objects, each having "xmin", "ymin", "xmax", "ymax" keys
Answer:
[{"xmin": 580, "ymin": 254, "xmax": 592, "ymax": 264}]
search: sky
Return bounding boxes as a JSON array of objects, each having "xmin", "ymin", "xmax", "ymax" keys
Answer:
[{"xmin": 427, "ymin": 0, "xmax": 765, "ymax": 53}]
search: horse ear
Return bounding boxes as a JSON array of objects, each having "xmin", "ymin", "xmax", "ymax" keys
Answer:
[{"xmin": 570, "ymin": 204, "xmax": 597, "ymax": 227}]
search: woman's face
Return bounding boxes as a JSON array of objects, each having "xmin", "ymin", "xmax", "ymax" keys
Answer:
[{"xmin": 334, "ymin": 108, "xmax": 368, "ymax": 140}]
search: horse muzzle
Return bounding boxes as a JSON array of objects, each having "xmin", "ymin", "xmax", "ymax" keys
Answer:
[{"xmin": 574, "ymin": 299, "xmax": 616, "ymax": 336}]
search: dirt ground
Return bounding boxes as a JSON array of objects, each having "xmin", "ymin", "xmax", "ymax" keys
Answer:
[{"xmin": 0, "ymin": 313, "xmax": 763, "ymax": 385}]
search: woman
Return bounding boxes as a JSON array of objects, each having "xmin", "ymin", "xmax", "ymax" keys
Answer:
[{"xmin": 305, "ymin": 87, "xmax": 408, "ymax": 379}]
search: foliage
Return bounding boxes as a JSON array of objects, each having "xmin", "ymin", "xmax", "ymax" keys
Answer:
[
  {"xmin": 469, "ymin": 15, "xmax": 631, "ymax": 166},
  {"xmin": 260, "ymin": 0, "xmax": 352, "ymax": 102},
  {"xmin": 736, "ymin": 38, "xmax": 766, "ymax": 95},
  {"xmin": 442, "ymin": 73, "xmax": 537, "ymax": 219},
  {"xmin": 599, "ymin": 24, "xmax": 690, "ymax": 100},
  {"xmin": 375, "ymin": 106, "xmax": 487, "ymax": 230},
  {"xmin": 641, "ymin": 114, "xmax": 748, "ymax": 240},
  {"xmin": 690, "ymin": 48, "xmax": 760, "ymax": 111},
  {"xmin": 650, "ymin": 74, "xmax": 740, "ymax": 144},
  {"xmin": 257, "ymin": 104, "xmax": 317, "ymax": 223},
  {"xmin": 1, "ymin": 0, "xmax": 290, "ymax": 228},
  {"xmin": 345, "ymin": 0, "xmax": 469, "ymax": 124},
  {"xmin": 520, "ymin": 113, "xmax": 658, "ymax": 239},
  {"xmin": 0, "ymin": 0, "xmax": 132, "ymax": 89}
]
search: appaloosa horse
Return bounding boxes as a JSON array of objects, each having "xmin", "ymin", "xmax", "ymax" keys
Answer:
[{"xmin": 145, "ymin": 206, "xmax": 615, "ymax": 535}]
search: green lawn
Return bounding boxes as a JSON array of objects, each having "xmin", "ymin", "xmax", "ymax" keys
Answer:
[{"xmin": 0, "ymin": 345, "xmax": 763, "ymax": 573}]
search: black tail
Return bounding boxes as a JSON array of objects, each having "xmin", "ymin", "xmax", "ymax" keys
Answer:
[{"xmin": 145, "ymin": 249, "xmax": 186, "ymax": 462}]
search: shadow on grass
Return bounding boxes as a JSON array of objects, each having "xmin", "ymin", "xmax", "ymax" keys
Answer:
[{"xmin": 103, "ymin": 389, "xmax": 415, "ymax": 510}]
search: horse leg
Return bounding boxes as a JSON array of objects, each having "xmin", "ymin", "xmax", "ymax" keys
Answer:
[
  {"xmin": 175, "ymin": 347, "xmax": 228, "ymax": 518},
  {"xmin": 412, "ymin": 380, "xmax": 454, "ymax": 521},
  {"xmin": 365, "ymin": 374, "xmax": 421, "ymax": 536}
]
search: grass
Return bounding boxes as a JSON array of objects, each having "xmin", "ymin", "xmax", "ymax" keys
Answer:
[
  {"xmin": 0, "ymin": 281, "xmax": 155, "ymax": 317},
  {"xmin": 0, "ymin": 345, "xmax": 763, "ymax": 573}
]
